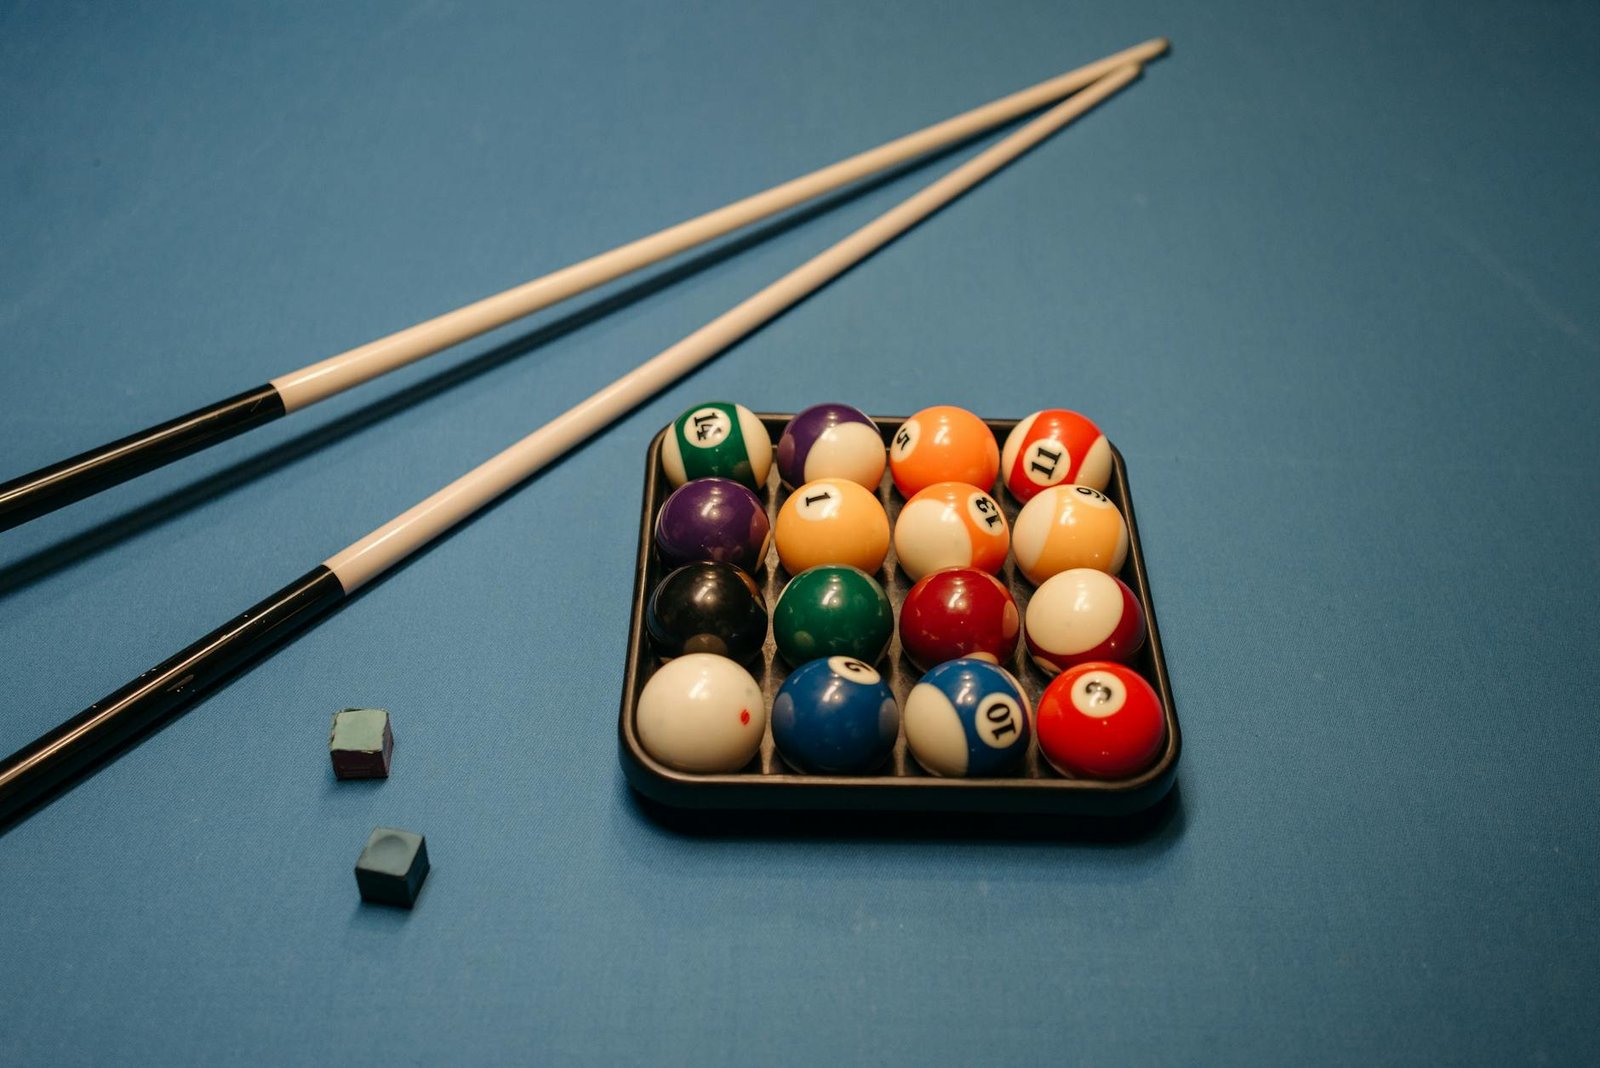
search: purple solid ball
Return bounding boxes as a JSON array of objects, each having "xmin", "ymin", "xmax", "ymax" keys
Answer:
[
  {"xmin": 654, "ymin": 477, "xmax": 771, "ymax": 572},
  {"xmin": 775, "ymin": 403, "xmax": 885, "ymax": 489}
]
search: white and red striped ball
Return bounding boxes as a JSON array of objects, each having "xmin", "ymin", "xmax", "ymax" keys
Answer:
[
  {"xmin": 1024, "ymin": 568, "xmax": 1145, "ymax": 675},
  {"xmin": 1001, "ymin": 410, "xmax": 1111, "ymax": 502}
]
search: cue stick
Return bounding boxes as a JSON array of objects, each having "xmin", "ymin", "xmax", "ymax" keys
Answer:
[
  {"xmin": 0, "ymin": 39, "xmax": 1168, "ymax": 534},
  {"xmin": 0, "ymin": 63, "xmax": 1144, "ymax": 823}
]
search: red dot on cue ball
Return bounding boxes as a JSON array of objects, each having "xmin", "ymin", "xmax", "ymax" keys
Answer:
[{"xmin": 1035, "ymin": 662, "xmax": 1166, "ymax": 779}]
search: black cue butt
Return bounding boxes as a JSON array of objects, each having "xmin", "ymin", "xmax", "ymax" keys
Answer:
[
  {"xmin": 0, "ymin": 565, "xmax": 346, "ymax": 825},
  {"xmin": 0, "ymin": 383, "xmax": 287, "ymax": 532}
]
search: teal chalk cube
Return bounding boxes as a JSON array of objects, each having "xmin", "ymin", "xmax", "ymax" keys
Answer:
[
  {"xmin": 354, "ymin": 827, "xmax": 429, "ymax": 908},
  {"xmin": 329, "ymin": 707, "xmax": 393, "ymax": 779}
]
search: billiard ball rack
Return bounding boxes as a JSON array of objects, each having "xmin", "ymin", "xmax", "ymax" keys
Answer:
[{"xmin": 619, "ymin": 414, "xmax": 1180, "ymax": 817}]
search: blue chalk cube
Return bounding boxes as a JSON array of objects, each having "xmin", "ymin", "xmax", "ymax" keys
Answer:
[
  {"xmin": 354, "ymin": 827, "xmax": 429, "ymax": 908},
  {"xmin": 329, "ymin": 707, "xmax": 393, "ymax": 779}
]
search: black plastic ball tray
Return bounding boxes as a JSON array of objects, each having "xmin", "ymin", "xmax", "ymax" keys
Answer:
[{"xmin": 618, "ymin": 413, "xmax": 1180, "ymax": 816}]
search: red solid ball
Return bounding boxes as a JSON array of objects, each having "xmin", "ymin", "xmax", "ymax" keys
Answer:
[
  {"xmin": 898, "ymin": 567, "xmax": 1020, "ymax": 671},
  {"xmin": 1035, "ymin": 662, "xmax": 1166, "ymax": 779}
]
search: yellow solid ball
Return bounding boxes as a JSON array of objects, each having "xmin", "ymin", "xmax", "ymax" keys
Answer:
[{"xmin": 774, "ymin": 478, "xmax": 890, "ymax": 575}]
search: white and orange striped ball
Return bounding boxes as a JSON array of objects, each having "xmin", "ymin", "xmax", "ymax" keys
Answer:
[
  {"xmin": 1024, "ymin": 569, "xmax": 1145, "ymax": 675},
  {"xmin": 1011, "ymin": 484, "xmax": 1129, "ymax": 584},
  {"xmin": 1001, "ymin": 410, "xmax": 1111, "ymax": 502},
  {"xmin": 892, "ymin": 481, "xmax": 1009, "ymax": 580}
]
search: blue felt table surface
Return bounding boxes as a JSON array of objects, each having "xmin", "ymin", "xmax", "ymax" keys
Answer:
[{"xmin": 3, "ymin": 1, "xmax": 1598, "ymax": 1065}]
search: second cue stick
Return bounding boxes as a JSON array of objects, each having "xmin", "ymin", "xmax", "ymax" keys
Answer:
[
  {"xmin": 0, "ymin": 39, "xmax": 1168, "ymax": 534},
  {"xmin": 0, "ymin": 63, "xmax": 1145, "ymax": 824}
]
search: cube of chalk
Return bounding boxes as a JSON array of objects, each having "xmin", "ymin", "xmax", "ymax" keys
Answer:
[
  {"xmin": 355, "ymin": 827, "xmax": 430, "ymax": 908},
  {"xmin": 329, "ymin": 707, "xmax": 393, "ymax": 779}
]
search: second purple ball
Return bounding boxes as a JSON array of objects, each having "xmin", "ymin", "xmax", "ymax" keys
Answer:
[
  {"xmin": 654, "ymin": 477, "xmax": 771, "ymax": 573},
  {"xmin": 776, "ymin": 403, "xmax": 886, "ymax": 489}
]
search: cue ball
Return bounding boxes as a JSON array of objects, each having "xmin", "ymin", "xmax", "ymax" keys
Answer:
[
  {"xmin": 635, "ymin": 653, "xmax": 767, "ymax": 773},
  {"xmin": 1000, "ymin": 409, "xmax": 1111, "ymax": 502},
  {"xmin": 892, "ymin": 481, "xmax": 1009, "ymax": 580},
  {"xmin": 660, "ymin": 402, "xmax": 773, "ymax": 490},
  {"xmin": 654, "ymin": 477, "xmax": 771, "ymax": 573},
  {"xmin": 897, "ymin": 567, "xmax": 1020, "ymax": 671},
  {"xmin": 773, "ymin": 477, "xmax": 890, "ymax": 574},
  {"xmin": 1024, "ymin": 568, "xmax": 1145, "ymax": 675},
  {"xmin": 646, "ymin": 562, "xmax": 769, "ymax": 663},
  {"xmin": 1011, "ymin": 484, "xmax": 1129, "ymax": 584},
  {"xmin": 903, "ymin": 659, "xmax": 1032, "ymax": 777},
  {"xmin": 1035, "ymin": 662, "xmax": 1165, "ymax": 779},
  {"xmin": 772, "ymin": 565, "xmax": 895, "ymax": 665},
  {"xmin": 888, "ymin": 406, "xmax": 999, "ymax": 497},
  {"xmin": 776, "ymin": 403, "xmax": 886, "ymax": 489},
  {"xmin": 771, "ymin": 656, "xmax": 900, "ymax": 774}
]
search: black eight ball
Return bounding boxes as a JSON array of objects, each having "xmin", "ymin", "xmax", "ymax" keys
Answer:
[{"xmin": 646, "ymin": 562, "xmax": 768, "ymax": 663}]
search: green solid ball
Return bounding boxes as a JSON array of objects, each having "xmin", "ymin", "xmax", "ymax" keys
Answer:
[{"xmin": 772, "ymin": 565, "xmax": 895, "ymax": 665}]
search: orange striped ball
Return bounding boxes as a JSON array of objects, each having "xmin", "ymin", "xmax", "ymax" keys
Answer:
[{"xmin": 1011, "ymin": 484, "xmax": 1128, "ymax": 584}]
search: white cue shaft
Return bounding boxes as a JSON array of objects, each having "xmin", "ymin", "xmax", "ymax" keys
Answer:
[
  {"xmin": 270, "ymin": 40, "xmax": 1167, "ymax": 412},
  {"xmin": 324, "ymin": 63, "xmax": 1142, "ymax": 590}
]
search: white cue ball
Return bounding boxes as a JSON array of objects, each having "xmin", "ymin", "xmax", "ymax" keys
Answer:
[{"xmin": 635, "ymin": 653, "xmax": 767, "ymax": 773}]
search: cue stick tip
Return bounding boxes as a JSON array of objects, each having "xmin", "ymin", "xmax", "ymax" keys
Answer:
[{"xmin": 1129, "ymin": 37, "xmax": 1172, "ymax": 63}]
